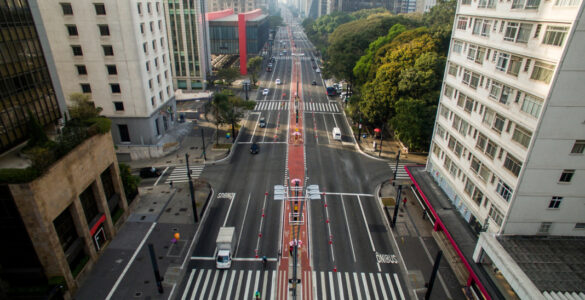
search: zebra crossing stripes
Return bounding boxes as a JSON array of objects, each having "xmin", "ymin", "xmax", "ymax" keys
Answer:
[
  {"xmin": 180, "ymin": 268, "xmax": 276, "ymax": 300},
  {"xmin": 388, "ymin": 162, "xmax": 411, "ymax": 180},
  {"xmin": 314, "ymin": 271, "xmax": 406, "ymax": 300},
  {"xmin": 165, "ymin": 165, "xmax": 204, "ymax": 184},
  {"xmin": 253, "ymin": 101, "xmax": 339, "ymax": 112}
]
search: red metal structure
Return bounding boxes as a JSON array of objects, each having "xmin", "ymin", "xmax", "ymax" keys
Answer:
[{"xmin": 238, "ymin": 9, "xmax": 263, "ymax": 75}]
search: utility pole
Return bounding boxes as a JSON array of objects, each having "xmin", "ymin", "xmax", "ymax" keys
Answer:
[
  {"xmin": 148, "ymin": 244, "xmax": 164, "ymax": 294},
  {"xmin": 391, "ymin": 185, "xmax": 402, "ymax": 228},
  {"xmin": 393, "ymin": 150, "xmax": 401, "ymax": 180},
  {"xmin": 425, "ymin": 251, "xmax": 443, "ymax": 300},
  {"xmin": 201, "ymin": 128, "xmax": 207, "ymax": 161},
  {"xmin": 378, "ymin": 124, "xmax": 384, "ymax": 157},
  {"xmin": 185, "ymin": 153, "xmax": 199, "ymax": 223}
]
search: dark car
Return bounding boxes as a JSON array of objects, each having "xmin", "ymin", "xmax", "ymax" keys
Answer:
[
  {"xmin": 311, "ymin": 81, "xmax": 317, "ymax": 85},
  {"xmin": 259, "ymin": 117, "xmax": 266, "ymax": 128},
  {"xmin": 250, "ymin": 143, "xmax": 259, "ymax": 154},
  {"xmin": 140, "ymin": 167, "xmax": 161, "ymax": 178}
]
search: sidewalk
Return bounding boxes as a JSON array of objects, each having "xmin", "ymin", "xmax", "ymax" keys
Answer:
[
  {"xmin": 379, "ymin": 180, "xmax": 466, "ymax": 299},
  {"xmin": 74, "ymin": 181, "xmax": 212, "ymax": 300}
]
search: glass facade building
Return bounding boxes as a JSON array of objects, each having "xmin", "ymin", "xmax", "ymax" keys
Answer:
[{"xmin": 0, "ymin": 0, "xmax": 61, "ymax": 153}]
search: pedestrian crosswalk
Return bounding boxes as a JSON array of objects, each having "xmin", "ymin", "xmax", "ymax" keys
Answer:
[
  {"xmin": 180, "ymin": 268, "xmax": 277, "ymax": 300},
  {"xmin": 165, "ymin": 165, "xmax": 204, "ymax": 184},
  {"xmin": 253, "ymin": 101, "xmax": 339, "ymax": 113},
  {"xmin": 313, "ymin": 270, "xmax": 406, "ymax": 300},
  {"xmin": 388, "ymin": 162, "xmax": 411, "ymax": 180}
]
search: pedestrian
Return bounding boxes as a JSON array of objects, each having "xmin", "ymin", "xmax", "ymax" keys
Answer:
[
  {"xmin": 289, "ymin": 245, "xmax": 293, "ymax": 256},
  {"xmin": 373, "ymin": 141, "xmax": 377, "ymax": 150},
  {"xmin": 170, "ymin": 181, "xmax": 173, "ymax": 188},
  {"xmin": 255, "ymin": 290, "xmax": 261, "ymax": 299},
  {"xmin": 262, "ymin": 256, "xmax": 267, "ymax": 269},
  {"xmin": 403, "ymin": 197, "xmax": 407, "ymax": 206}
]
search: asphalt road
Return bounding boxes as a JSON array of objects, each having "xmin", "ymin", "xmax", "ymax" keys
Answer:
[{"xmin": 175, "ymin": 17, "xmax": 411, "ymax": 300}]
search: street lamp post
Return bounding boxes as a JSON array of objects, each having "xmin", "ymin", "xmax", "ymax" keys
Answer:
[{"xmin": 185, "ymin": 153, "xmax": 199, "ymax": 223}]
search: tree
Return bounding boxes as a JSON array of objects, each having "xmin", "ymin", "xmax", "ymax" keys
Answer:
[
  {"xmin": 267, "ymin": 15, "xmax": 284, "ymax": 28},
  {"xmin": 216, "ymin": 67, "xmax": 239, "ymax": 86},
  {"xmin": 247, "ymin": 56, "xmax": 263, "ymax": 86},
  {"xmin": 206, "ymin": 91, "xmax": 230, "ymax": 144},
  {"xmin": 119, "ymin": 163, "xmax": 140, "ymax": 201},
  {"xmin": 68, "ymin": 93, "xmax": 102, "ymax": 121}
]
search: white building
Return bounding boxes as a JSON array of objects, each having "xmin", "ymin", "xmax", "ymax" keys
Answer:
[
  {"xmin": 427, "ymin": 0, "xmax": 585, "ymax": 237},
  {"xmin": 31, "ymin": 0, "xmax": 176, "ymax": 155},
  {"xmin": 207, "ymin": 0, "xmax": 270, "ymax": 13}
]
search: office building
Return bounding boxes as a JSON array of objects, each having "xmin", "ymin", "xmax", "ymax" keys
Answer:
[
  {"xmin": 32, "ymin": 1, "xmax": 177, "ymax": 154},
  {"xmin": 165, "ymin": 0, "xmax": 211, "ymax": 91},
  {"xmin": 207, "ymin": 0, "xmax": 270, "ymax": 13},
  {"xmin": 428, "ymin": 0, "xmax": 585, "ymax": 237}
]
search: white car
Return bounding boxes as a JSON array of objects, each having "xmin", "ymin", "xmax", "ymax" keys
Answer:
[
  {"xmin": 275, "ymin": 79, "xmax": 281, "ymax": 85},
  {"xmin": 262, "ymin": 89, "xmax": 269, "ymax": 95},
  {"xmin": 315, "ymin": 68, "xmax": 321, "ymax": 73}
]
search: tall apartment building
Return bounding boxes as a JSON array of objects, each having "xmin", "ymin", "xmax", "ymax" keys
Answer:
[
  {"xmin": 427, "ymin": 0, "xmax": 585, "ymax": 236},
  {"xmin": 165, "ymin": 0, "xmax": 211, "ymax": 91},
  {"xmin": 32, "ymin": 1, "xmax": 176, "ymax": 150}
]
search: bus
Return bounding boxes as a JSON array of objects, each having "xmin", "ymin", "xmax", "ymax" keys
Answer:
[{"xmin": 326, "ymin": 87, "xmax": 337, "ymax": 96}]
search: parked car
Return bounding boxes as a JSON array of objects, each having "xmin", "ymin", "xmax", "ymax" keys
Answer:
[
  {"xmin": 250, "ymin": 143, "xmax": 260, "ymax": 154},
  {"xmin": 276, "ymin": 79, "xmax": 281, "ymax": 85},
  {"xmin": 140, "ymin": 167, "xmax": 161, "ymax": 178},
  {"xmin": 262, "ymin": 89, "xmax": 269, "ymax": 95}
]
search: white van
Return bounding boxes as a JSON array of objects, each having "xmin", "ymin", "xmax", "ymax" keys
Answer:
[{"xmin": 332, "ymin": 127, "xmax": 341, "ymax": 141}]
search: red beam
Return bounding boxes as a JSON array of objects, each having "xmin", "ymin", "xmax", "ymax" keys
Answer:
[
  {"xmin": 205, "ymin": 8, "xmax": 234, "ymax": 21},
  {"xmin": 238, "ymin": 9, "xmax": 263, "ymax": 75}
]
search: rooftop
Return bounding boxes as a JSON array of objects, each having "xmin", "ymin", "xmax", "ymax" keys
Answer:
[
  {"xmin": 498, "ymin": 235, "xmax": 585, "ymax": 294},
  {"xmin": 210, "ymin": 13, "xmax": 267, "ymax": 22}
]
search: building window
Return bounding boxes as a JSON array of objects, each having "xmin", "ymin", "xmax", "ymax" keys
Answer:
[
  {"xmin": 492, "ymin": 114, "xmax": 505, "ymax": 133},
  {"xmin": 150, "ymin": 21, "xmax": 154, "ymax": 32},
  {"xmin": 496, "ymin": 52, "xmax": 509, "ymax": 72},
  {"xmin": 508, "ymin": 56, "xmax": 522, "ymax": 76},
  {"xmin": 452, "ymin": 40, "xmax": 463, "ymax": 53},
  {"xmin": 512, "ymin": 0, "xmax": 541, "ymax": 9},
  {"xmin": 554, "ymin": 0, "xmax": 579, "ymax": 6},
  {"xmin": 60, "ymin": 2, "xmax": 73, "ymax": 15},
  {"xmin": 118, "ymin": 124, "xmax": 130, "ymax": 142},
  {"xmin": 542, "ymin": 26, "xmax": 568, "ymax": 46},
  {"xmin": 81, "ymin": 83, "xmax": 91, "ymax": 93},
  {"xmin": 488, "ymin": 205, "xmax": 503, "ymax": 226},
  {"xmin": 158, "ymin": 21, "xmax": 162, "ymax": 31},
  {"xmin": 152, "ymin": 40, "xmax": 157, "ymax": 51},
  {"xmin": 571, "ymin": 140, "xmax": 585, "ymax": 154},
  {"xmin": 559, "ymin": 169, "xmax": 574, "ymax": 182},
  {"xmin": 155, "ymin": 119, "xmax": 160, "ymax": 135},
  {"xmin": 147, "ymin": 2, "xmax": 152, "ymax": 13},
  {"xmin": 103, "ymin": 45, "xmax": 114, "ymax": 56},
  {"xmin": 53, "ymin": 208, "xmax": 87, "ymax": 272},
  {"xmin": 478, "ymin": 0, "xmax": 496, "ymax": 8},
  {"xmin": 467, "ymin": 45, "xmax": 486, "ymax": 64},
  {"xmin": 521, "ymin": 94, "xmax": 543, "ymax": 118},
  {"xmin": 156, "ymin": 2, "xmax": 160, "ymax": 13},
  {"xmin": 448, "ymin": 63, "xmax": 458, "ymax": 76},
  {"xmin": 496, "ymin": 179, "xmax": 513, "ymax": 201},
  {"xmin": 76, "ymin": 65, "xmax": 87, "ymax": 75},
  {"xmin": 444, "ymin": 84, "xmax": 454, "ymax": 98},
  {"xmin": 94, "ymin": 3, "xmax": 106, "ymax": 15},
  {"xmin": 106, "ymin": 64, "xmax": 117, "ymax": 75},
  {"xmin": 503, "ymin": 154, "xmax": 522, "ymax": 176},
  {"xmin": 110, "ymin": 83, "xmax": 121, "ymax": 94},
  {"xmin": 462, "ymin": 69, "xmax": 480, "ymax": 89},
  {"xmin": 71, "ymin": 45, "xmax": 83, "ymax": 56},
  {"xmin": 530, "ymin": 61, "xmax": 555, "ymax": 83},
  {"xmin": 151, "ymin": 97, "xmax": 155, "ymax": 106},
  {"xmin": 149, "ymin": 79, "xmax": 153, "ymax": 89},
  {"xmin": 457, "ymin": 17, "xmax": 468, "ymax": 30},
  {"xmin": 79, "ymin": 184, "xmax": 100, "ymax": 225},
  {"xmin": 114, "ymin": 101, "xmax": 124, "ymax": 111},
  {"xmin": 143, "ymin": 42, "xmax": 148, "ymax": 54},
  {"xmin": 538, "ymin": 222, "xmax": 552, "ymax": 234},
  {"xmin": 548, "ymin": 196, "xmax": 562, "ymax": 209},
  {"xmin": 146, "ymin": 61, "xmax": 150, "ymax": 72},
  {"xmin": 98, "ymin": 24, "xmax": 110, "ymax": 36},
  {"xmin": 66, "ymin": 24, "xmax": 78, "ymax": 36},
  {"xmin": 140, "ymin": 23, "xmax": 145, "ymax": 34},
  {"xmin": 512, "ymin": 125, "xmax": 532, "ymax": 148},
  {"xmin": 575, "ymin": 223, "xmax": 585, "ymax": 229},
  {"xmin": 137, "ymin": 2, "xmax": 142, "ymax": 14}
]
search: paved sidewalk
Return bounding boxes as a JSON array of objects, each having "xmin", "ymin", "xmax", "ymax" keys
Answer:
[{"xmin": 379, "ymin": 180, "xmax": 466, "ymax": 299}]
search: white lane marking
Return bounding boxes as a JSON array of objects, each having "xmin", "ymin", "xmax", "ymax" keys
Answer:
[
  {"xmin": 321, "ymin": 272, "xmax": 326, "ymax": 300},
  {"xmin": 270, "ymin": 270, "xmax": 277, "ymax": 300},
  {"xmin": 361, "ymin": 273, "xmax": 371, "ymax": 300},
  {"xmin": 207, "ymin": 270, "xmax": 220, "ymax": 299},
  {"xmin": 322, "ymin": 113, "xmax": 330, "ymax": 144},
  {"xmin": 250, "ymin": 114, "xmax": 261, "ymax": 143},
  {"xmin": 255, "ymin": 193, "xmax": 269, "ymax": 254},
  {"xmin": 369, "ymin": 273, "xmax": 379, "ymax": 300},
  {"xmin": 234, "ymin": 270, "xmax": 244, "ymax": 299},
  {"xmin": 262, "ymin": 270, "xmax": 269, "ymax": 300},
  {"xmin": 394, "ymin": 273, "xmax": 406, "ymax": 300},
  {"xmin": 329, "ymin": 272, "xmax": 336, "ymax": 300},
  {"xmin": 253, "ymin": 270, "xmax": 260, "ymax": 297},
  {"xmin": 106, "ymin": 222, "xmax": 156, "ymax": 300},
  {"xmin": 322, "ymin": 192, "xmax": 374, "ymax": 197},
  {"xmin": 312, "ymin": 271, "xmax": 318, "ymax": 300},
  {"xmin": 153, "ymin": 166, "xmax": 169, "ymax": 186},
  {"xmin": 222, "ymin": 193, "xmax": 236, "ymax": 227},
  {"xmin": 345, "ymin": 272, "xmax": 354, "ymax": 300},
  {"xmin": 357, "ymin": 195, "xmax": 376, "ymax": 253},
  {"xmin": 243, "ymin": 270, "xmax": 252, "ymax": 300},
  {"xmin": 340, "ymin": 195, "xmax": 357, "ymax": 262},
  {"xmin": 190, "ymin": 269, "xmax": 205, "ymax": 300},
  {"xmin": 353, "ymin": 273, "xmax": 362, "ymax": 300},
  {"xmin": 198, "ymin": 268, "xmax": 212, "ymax": 300},
  {"xmin": 181, "ymin": 269, "xmax": 196, "ymax": 300},
  {"xmin": 337, "ymin": 272, "xmax": 344, "ymax": 300},
  {"xmin": 386, "ymin": 274, "xmax": 396, "ymax": 300},
  {"xmin": 235, "ymin": 193, "xmax": 251, "ymax": 257},
  {"xmin": 377, "ymin": 273, "xmax": 388, "ymax": 300},
  {"xmin": 216, "ymin": 270, "xmax": 231, "ymax": 299}
]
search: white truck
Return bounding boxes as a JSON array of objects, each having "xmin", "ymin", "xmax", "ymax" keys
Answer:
[{"xmin": 216, "ymin": 227, "xmax": 236, "ymax": 269}]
